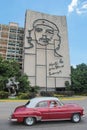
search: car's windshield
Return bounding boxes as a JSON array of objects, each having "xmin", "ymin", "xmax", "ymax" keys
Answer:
[{"xmin": 58, "ymin": 101, "xmax": 64, "ymax": 106}]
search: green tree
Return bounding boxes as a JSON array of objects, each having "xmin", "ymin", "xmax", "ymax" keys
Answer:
[
  {"xmin": 71, "ymin": 63, "xmax": 87, "ymax": 94},
  {"xmin": 18, "ymin": 74, "xmax": 31, "ymax": 93},
  {"xmin": 0, "ymin": 56, "xmax": 40, "ymax": 96},
  {"xmin": 0, "ymin": 56, "xmax": 20, "ymax": 90},
  {"xmin": 0, "ymin": 57, "xmax": 20, "ymax": 78},
  {"xmin": 0, "ymin": 56, "xmax": 31, "ymax": 93}
]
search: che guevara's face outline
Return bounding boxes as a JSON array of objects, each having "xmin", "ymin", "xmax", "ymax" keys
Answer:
[
  {"xmin": 34, "ymin": 24, "xmax": 55, "ymax": 46},
  {"xmin": 27, "ymin": 19, "xmax": 62, "ymax": 57}
]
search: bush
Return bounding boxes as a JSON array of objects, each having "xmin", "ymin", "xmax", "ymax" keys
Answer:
[
  {"xmin": 55, "ymin": 91, "xmax": 74, "ymax": 97},
  {"xmin": 18, "ymin": 93, "xmax": 29, "ymax": 99},
  {"xmin": 40, "ymin": 91, "xmax": 54, "ymax": 97},
  {"xmin": 63, "ymin": 91, "xmax": 75, "ymax": 96},
  {"xmin": 18, "ymin": 92, "xmax": 36, "ymax": 99},
  {"xmin": 0, "ymin": 91, "xmax": 9, "ymax": 99}
]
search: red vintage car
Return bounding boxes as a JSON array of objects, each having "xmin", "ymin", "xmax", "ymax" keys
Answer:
[{"xmin": 10, "ymin": 97, "xmax": 84, "ymax": 126}]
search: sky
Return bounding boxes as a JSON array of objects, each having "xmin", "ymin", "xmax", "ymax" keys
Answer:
[{"xmin": 0, "ymin": 0, "xmax": 87, "ymax": 66}]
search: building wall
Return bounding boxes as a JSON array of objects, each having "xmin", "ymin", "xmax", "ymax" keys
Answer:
[
  {"xmin": 23, "ymin": 10, "xmax": 71, "ymax": 91},
  {"xmin": 0, "ymin": 23, "xmax": 24, "ymax": 69}
]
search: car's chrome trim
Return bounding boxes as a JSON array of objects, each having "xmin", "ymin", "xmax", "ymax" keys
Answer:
[
  {"xmin": 36, "ymin": 116, "xmax": 42, "ymax": 121},
  {"xmin": 41, "ymin": 118, "xmax": 70, "ymax": 121}
]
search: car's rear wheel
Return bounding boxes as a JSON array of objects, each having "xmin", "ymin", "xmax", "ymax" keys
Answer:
[
  {"xmin": 24, "ymin": 117, "xmax": 36, "ymax": 126},
  {"xmin": 71, "ymin": 113, "xmax": 81, "ymax": 123}
]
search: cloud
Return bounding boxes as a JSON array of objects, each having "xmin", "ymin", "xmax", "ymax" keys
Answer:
[
  {"xmin": 76, "ymin": 1, "xmax": 87, "ymax": 14},
  {"xmin": 68, "ymin": 0, "xmax": 87, "ymax": 15},
  {"xmin": 68, "ymin": 0, "xmax": 78, "ymax": 13}
]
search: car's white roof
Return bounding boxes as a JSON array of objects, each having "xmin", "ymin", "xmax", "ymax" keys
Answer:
[{"xmin": 26, "ymin": 97, "xmax": 60, "ymax": 108}]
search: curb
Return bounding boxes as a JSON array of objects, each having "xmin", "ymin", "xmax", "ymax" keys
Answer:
[
  {"xmin": 0, "ymin": 96, "xmax": 87, "ymax": 102},
  {"xmin": 60, "ymin": 96, "xmax": 87, "ymax": 101},
  {"xmin": 0, "ymin": 100, "xmax": 28, "ymax": 102}
]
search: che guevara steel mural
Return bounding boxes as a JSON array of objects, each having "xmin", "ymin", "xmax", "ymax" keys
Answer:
[{"xmin": 25, "ymin": 19, "xmax": 64, "ymax": 76}]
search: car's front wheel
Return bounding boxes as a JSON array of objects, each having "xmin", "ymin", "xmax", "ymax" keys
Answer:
[
  {"xmin": 71, "ymin": 113, "xmax": 81, "ymax": 123},
  {"xmin": 24, "ymin": 117, "xmax": 36, "ymax": 126}
]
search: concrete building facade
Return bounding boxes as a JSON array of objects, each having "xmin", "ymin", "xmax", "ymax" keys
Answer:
[{"xmin": 23, "ymin": 10, "xmax": 71, "ymax": 91}]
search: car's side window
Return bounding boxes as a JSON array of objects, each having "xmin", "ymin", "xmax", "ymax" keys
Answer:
[
  {"xmin": 50, "ymin": 101, "xmax": 58, "ymax": 107},
  {"xmin": 36, "ymin": 101, "xmax": 48, "ymax": 108}
]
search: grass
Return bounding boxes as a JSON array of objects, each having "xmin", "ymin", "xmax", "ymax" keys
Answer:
[{"xmin": 0, "ymin": 95, "xmax": 87, "ymax": 102}]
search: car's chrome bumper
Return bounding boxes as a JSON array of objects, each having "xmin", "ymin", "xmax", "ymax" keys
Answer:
[
  {"xmin": 9, "ymin": 115, "xmax": 17, "ymax": 122},
  {"xmin": 10, "ymin": 118, "xmax": 17, "ymax": 122},
  {"xmin": 83, "ymin": 114, "xmax": 87, "ymax": 118}
]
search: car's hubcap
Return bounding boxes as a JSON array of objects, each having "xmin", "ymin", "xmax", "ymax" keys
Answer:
[
  {"xmin": 73, "ymin": 114, "xmax": 80, "ymax": 122},
  {"xmin": 26, "ymin": 117, "xmax": 34, "ymax": 125}
]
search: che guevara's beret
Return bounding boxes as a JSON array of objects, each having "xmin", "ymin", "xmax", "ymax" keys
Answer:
[{"xmin": 33, "ymin": 19, "xmax": 59, "ymax": 32}]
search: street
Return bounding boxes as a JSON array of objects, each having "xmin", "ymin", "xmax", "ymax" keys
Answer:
[{"xmin": 0, "ymin": 97, "xmax": 87, "ymax": 130}]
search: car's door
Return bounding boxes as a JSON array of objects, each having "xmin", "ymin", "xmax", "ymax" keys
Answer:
[
  {"xmin": 48, "ymin": 101, "xmax": 68, "ymax": 120},
  {"xmin": 48, "ymin": 106, "xmax": 65, "ymax": 119},
  {"xmin": 35, "ymin": 101, "xmax": 49, "ymax": 120}
]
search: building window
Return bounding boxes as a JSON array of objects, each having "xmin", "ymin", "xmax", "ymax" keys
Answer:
[
  {"xmin": 9, "ymin": 34, "xmax": 16, "ymax": 39},
  {"xmin": 10, "ymin": 29, "xmax": 17, "ymax": 33}
]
